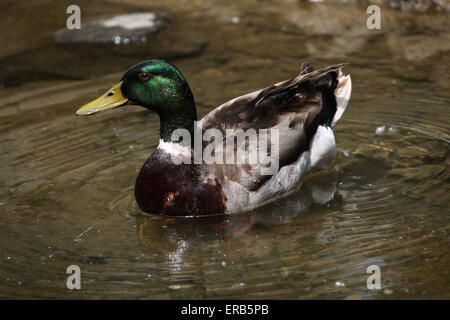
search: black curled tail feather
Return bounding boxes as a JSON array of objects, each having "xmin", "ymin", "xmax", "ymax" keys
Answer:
[
  {"xmin": 314, "ymin": 71, "xmax": 339, "ymax": 127},
  {"xmin": 253, "ymin": 62, "xmax": 346, "ymax": 114}
]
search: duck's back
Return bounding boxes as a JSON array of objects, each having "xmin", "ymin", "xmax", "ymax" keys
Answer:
[
  {"xmin": 198, "ymin": 62, "xmax": 351, "ymax": 213},
  {"xmin": 135, "ymin": 62, "xmax": 351, "ymax": 216}
]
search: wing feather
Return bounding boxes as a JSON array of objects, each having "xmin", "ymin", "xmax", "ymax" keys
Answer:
[{"xmin": 198, "ymin": 62, "xmax": 347, "ymax": 191}]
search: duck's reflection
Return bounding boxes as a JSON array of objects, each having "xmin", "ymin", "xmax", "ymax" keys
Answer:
[
  {"xmin": 135, "ymin": 170, "xmax": 339, "ymax": 250},
  {"xmin": 134, "ymin": 171, "xmax": 341, "ymax": 298}
]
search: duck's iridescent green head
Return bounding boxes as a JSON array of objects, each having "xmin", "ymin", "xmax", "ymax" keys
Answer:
[
  {"xmin": 76, "ymin": 60, "xmax": 197, "ymax": 142},
  {"xmin": 121, "ymin": 60, "xmax": 194, "ymax": 113}
]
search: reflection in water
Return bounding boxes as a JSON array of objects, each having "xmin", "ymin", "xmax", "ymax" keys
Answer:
[
  {"xmin": 136, "ymin": 171, "xmax": 339, "ymax": 247},
  {"xmin": 0, "ymin": 0, "xmax": 449, "ymax": 299},
  {"xmin": 133, "ymin": 172, "xmax": 341, "ymax": 298}
]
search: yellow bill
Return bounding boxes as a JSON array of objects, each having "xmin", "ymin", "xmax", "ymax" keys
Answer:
[{"xmin": 76, "ymin": 82, "xmax": 128, "ymax": 116}]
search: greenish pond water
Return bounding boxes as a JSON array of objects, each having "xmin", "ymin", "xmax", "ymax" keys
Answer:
[{"xmin": 0, "ymin": 0, "xmax": 448, "ymax": 299}]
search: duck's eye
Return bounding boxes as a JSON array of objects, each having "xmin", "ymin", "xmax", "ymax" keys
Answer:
[{"xmin": 138, "ymin": 72, "xmax": 151, "ymax": 82}]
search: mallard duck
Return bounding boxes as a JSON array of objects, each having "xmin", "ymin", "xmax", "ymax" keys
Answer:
[{"xmin": 76, "ymin": 60, "xmax": 351, "ymax": 216}]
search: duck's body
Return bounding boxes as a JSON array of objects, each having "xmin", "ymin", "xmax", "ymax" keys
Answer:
[{"xmin": 77, "ymin": 60, "xmax": 351, "ymax": 216}]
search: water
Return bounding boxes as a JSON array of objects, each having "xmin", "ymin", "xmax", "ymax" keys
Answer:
[{"xmin": 0, "ymin": 0, "xmax": 449, "ymax": 299}]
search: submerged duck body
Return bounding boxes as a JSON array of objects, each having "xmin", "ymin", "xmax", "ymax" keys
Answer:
[{"xmin": 77, "ymin": 60, "xmax": 351, "ymax": 216}]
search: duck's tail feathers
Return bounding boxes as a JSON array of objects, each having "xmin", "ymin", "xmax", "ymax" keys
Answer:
[
  {"xmin": 310, "ymin": 64, "xmax": 351, "ymax": 128},
  {"xmin": 331, "ymin": 72, "xmax": 352, "ymax": 128},
  {"xmin": 313, "ymin": 70, "xmax": 339, "ymax": 127},
  {"xmin": 253, "ymin": 62, "xmax": 351, "ymax": 128}
]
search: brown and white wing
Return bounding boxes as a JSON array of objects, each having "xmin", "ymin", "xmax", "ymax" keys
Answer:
[{"xmin": 198, "ymin": 62, "xmax": 347, "ymax": 192}]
